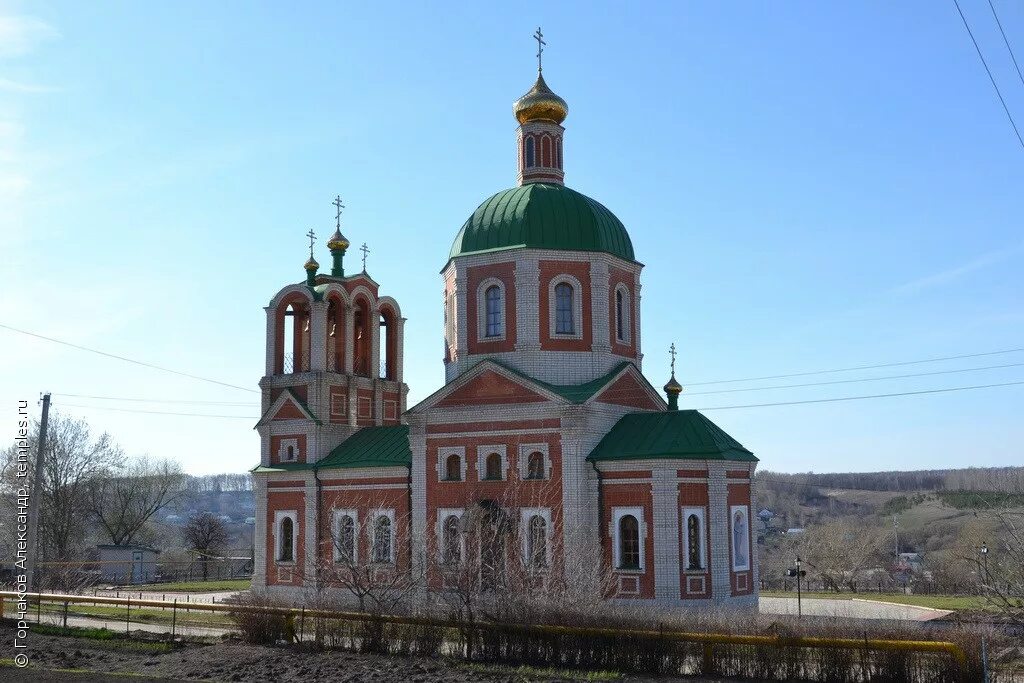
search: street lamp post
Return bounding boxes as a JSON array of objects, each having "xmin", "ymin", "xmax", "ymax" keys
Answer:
[
  {"xmin": 979, "ymin": 543, "xmax": 989, "ymax": 590},
  {"xmin": 795, "ymin": 556, "xmax": 803, "ymax": 619}
]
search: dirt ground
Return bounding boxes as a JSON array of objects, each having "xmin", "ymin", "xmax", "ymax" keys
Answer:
[{"xmin": 0, "ymin": 623, "xmax": 730, "ymax": 683}]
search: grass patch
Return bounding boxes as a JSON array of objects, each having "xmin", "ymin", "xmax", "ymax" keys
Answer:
[
  {"xmin": 460, "ymin": 660, "xmax": 622, "ymax": 681},
  {"xmin": 5, "ymin": 599, "xmax": 234, "ymax": 629},
  {"xmin": 28, "ymin": 623, "xmax": 175, "ymax": 652},
  {"xmin": 119, "ymin": 578, "xmax": 251, "ymax": 592},
  {"xmin": 761, "ymin": 591, "xmax": 993, "ymax": 611}
]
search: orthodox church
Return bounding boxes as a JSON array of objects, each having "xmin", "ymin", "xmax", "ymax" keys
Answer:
[{"xmin": 252, "ymin": 47, "xmax": 758, "ymax": 608}]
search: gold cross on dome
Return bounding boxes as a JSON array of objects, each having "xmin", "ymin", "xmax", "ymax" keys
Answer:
[
  {"xmin": 306, "ymin": 229, "xmax": 316, "ymax": 258},
  {"xmin": 332, "ymin": 195, "xmax": 345, "ymax": 229},
  {"xmin": 670, "ymin": 343, "xmax": 677, "ymax": 375},
  {"xmin": 360, "ymin": 242, "xmax": 370, "ymax": 272},
  {"xmin": 533, "ymin": 27, "xmax": 545, "ymax": 73}
]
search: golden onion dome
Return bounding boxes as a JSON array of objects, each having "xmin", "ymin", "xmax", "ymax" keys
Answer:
[
  {"xmin": 327, "ymin": 228, "xmax": 349, "ymax": 251},
  {"xmin": 513, "ymin": 72, "xmax": 568, "ymax": 125},
  {"xmin": 304, "ymin": 255, "xmax": 319, "ymax": 271},
  {"xmin": 663, "ymin": 374, "xmax": 683, "ymax": 395}
]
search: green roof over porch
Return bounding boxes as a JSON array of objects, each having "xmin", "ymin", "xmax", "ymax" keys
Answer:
[
  {"xmin": 251, "ymin": 425, "xmax": 410, "ymax": 473},
  {"xmin": 588, "ymin": 410, "xmax": 756, "ymax": 463}
]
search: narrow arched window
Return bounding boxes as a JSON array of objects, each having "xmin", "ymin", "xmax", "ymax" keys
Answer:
[
  {"xmin": 442, "ymin": 515, "xmax": 461, "ymax": 565},
  {"xmin": 338, "ymin": 515, "xmax": 355, "ymax": 563},
  {"xmin": 285, "ymin": 445, "xmax": 295, "ymax": 461},
  {"xmin": 618, "ymin": 515, "xmax": 639, "ymax": 569},
  {"xmin": 541, "ymin": 135, "xmax": 551, "ymax": 166},
  {"xmin": 615, "ymin": 288, "xmax": 625, "ymax": 341},
  {"xmin": 484, "ymin": 452, "xmax": 502, "ymax": 480},
  {"xmin": 555, "ymin": 283, "xmax": 574, "ymax": 334},
  {"xmin": 528, "ymin": 515, "xmax": 547, "ymax": 568},
  {"xmin": 279, "ymin": 517, "xmax": 294, "ymax": 562},
  {"xmin": 525, "ymin": 137, "xmax": 535, "ymax": 168},
  {"xmin": 373, "ymin": 515, "xmax": 392, "ymax": 563},
  {"xmin": 526, "ymin": 452, "xmax": 545, "ymax": 480},
  {"xmin": 687, "ymin": 514, "xmax": 702, "ymax": 570},
  {"xmin": 485, "ymin": 285, "xmax": 502, "ymax": 337},
  {"xmin": 445, "ymin": 453, "xmax": 462, "ymax": 481},
  {"xmin": 556, "ymin": 138, "xmax": 563, "ymax": 169}
]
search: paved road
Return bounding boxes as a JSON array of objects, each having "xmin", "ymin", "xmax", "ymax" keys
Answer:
[
  {"xmin": 759, "ymin": 596, "xmax": 952, "ymax": 621},
  {"xmin": 93, "ymin": 589, "xmax": 242, "ymax": 604}
]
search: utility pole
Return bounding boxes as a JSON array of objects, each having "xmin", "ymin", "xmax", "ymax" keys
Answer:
[
  {"xmin": 893, "ymin": 514, "xmax": 899, "ymax": 563},
  {"xmin": 24, "ymin": 392, "xmax": 51, "ymax": 592}
]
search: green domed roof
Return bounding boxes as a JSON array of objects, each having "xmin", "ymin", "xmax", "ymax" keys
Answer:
[{"xmin": 449, "ymin": 183, "xmax": 634, "ymax": 262}]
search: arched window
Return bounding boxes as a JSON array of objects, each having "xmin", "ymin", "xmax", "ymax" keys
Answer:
[
  {"xmin": 525, "ymin": 137, "xmax": 535, "ymax": 168},
  {"xmin": 484, "ymin": 452, "xmax": 502, "ymax": 480},
  {"xmin": 555, "ymin": 283, "xmax": 574, "ymax": 334},
  {"xmin": 615, "ymin": 288, "xmax": 626, "ymax": 342},
  {"xmin": 279, "ymin": 517, "xmax": 294, "ymax": 562},
  {"xmin": 337, "ymin": 514, "xmax": 355, "ymax": 563},
  {"xmin": 618, "ymin": 515, "xmax": 639, "ymax": 569},
  {"xmin": 541, "ymin": 135, "xmax": 551, "ymax": 166},
  {"xmin": 286, "ymin": 445, "xmax": 295, "ymax": 461},
  {"xmin": 485, "ymin": 285, "xmax": 502, "ymax": 337},
  {"xmin": 353, "ymin": 298, "xmax": 371, "ymax": 377},
  {"xmin": 442, "ymin": 515, "xmax": 461, "ymax": 565},
  {"xmin": 556, "ymin": 138, "xmax": 563, "ymax": 169},
  {"xmin": 686, "ymin": 514, "xmax": 702, "ymax": 570},
  {"xmin": 445, "ymin": 453, "xmax": 462, "ymax": 481},
  {"xmin": 527, "ymin": 515, "xmax": 547, "ymax": 568},
  {"xmin": 373, "ymin": 515, "xmax": 392, "ymax": 563},
  {"xmin": 525, "ymin": 451, "xmax": 545, "ymax": 480}
]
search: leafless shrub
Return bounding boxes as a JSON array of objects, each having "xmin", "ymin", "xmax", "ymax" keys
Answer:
[{"xmin": 227, "ymin": 590, "xmax": 291, "ymax": 644}]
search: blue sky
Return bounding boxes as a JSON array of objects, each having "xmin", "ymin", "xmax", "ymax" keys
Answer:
[{"xmin": 1, "ymin": 1, "xmax": 1021, "ymax": 475}]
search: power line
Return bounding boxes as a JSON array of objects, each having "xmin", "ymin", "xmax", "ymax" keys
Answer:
[
  {"xmin": 690, "ymin": 379, "xmax": 1024, "ymax": 411},
  {"xmin": 55, "ymin": 392, "xmax": 257, "ymax": 406},
  {"xmin": 684, "ymin": 361, "xmax": 1024, "ymax": 395},
  {"xmin": 0, "ymin": 323, "xmax": 257, "ymax": 394},
  {"xmin": 686, "ymin": 347, "xmax": 1024, "ymax": 386},
  {"xmin": 952, "ymin": 0, "xmax": 1024, "ymax": 149},
  {"xmin": 987, "ymin": 0, "xmax": 1024, "ymax": 87},
  {"xmin": 56, "ymin": 402, "xmax": 257, "ymax": 420}
]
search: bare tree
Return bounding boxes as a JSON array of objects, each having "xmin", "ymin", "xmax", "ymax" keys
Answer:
[
  {"xmin": 89, "ymin": 455, "xmax": 184, "ymax": 546},
  {"xmin": 0, "ymin": 413, "xmax": 122, "ymax": 566},
  {"xmin": 801, "ymin": 520, "xmax": 888, "ymax": 592},
  {"xmin": 182, "ymin": 512, "xmax": 229, "ymax": 581}
]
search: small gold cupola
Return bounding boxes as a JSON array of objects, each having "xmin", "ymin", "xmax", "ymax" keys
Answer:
[{"xmin": 515, "ymin": 28, "xmax": 568, "ymax": 186}]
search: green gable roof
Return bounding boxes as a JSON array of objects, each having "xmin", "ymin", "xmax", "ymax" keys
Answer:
[
  {"xmin": 449, "ymin": 184, "xmax": 635, "ymax": 262},
  {"xmin": 317, "ymin": 425, "xmax": 411, "ymax": 469},
  {"xmin": 588, "ymin": 410, "xmax": 756, "ymax": 463}
]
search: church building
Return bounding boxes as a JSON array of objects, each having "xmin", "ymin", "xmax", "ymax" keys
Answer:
[{"xmin": 252, "ymin": 47, "xmax": 758, "ymax": 609}]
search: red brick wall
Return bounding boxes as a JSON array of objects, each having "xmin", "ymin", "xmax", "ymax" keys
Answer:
[
  {"xmin": 601, "ymin": 479, "xmax": 655, "ymax": 599},
  {"xmin": 318, "ymin": 483, "xmax": 410, "ymax": 580},
  {"xmin": 467, "ymin": 262, "xmax": 517, "ymax": 354},
  {"xmin": 382, "ymin": 390, "xmax": 400, "ymax": 424},
  {"xmin": 594, "ymin": 372, "xmax": 661, "ymax": 410},
  {"xmin": 727, "ymin": 481, "xmax": 754, "ymax": 597},
  {"xmin": 356, "ymin": 388, "xmax": 374, "ymax": 426},
  {"xmin": 436, "ymin": 370, "xmax": 548, "ymax": 407},
  {"xmin": 539, "ymin": 260, "xmax": 592, "ymax": 352},
  {"xmin": 678, "ymin": 480, "xmax": 712, "ymax": 599},
  {"xmin": 342, "ymin": 276, "xmax": 379, "ymax": 298},
  {"xmin": 269, "ymin": 434, "xmax": 307, "ymax": 465},
  {"xmin": 266, "ymin": 488, "xmax": 305, "ymax": 586},
  {"xmin": 272, "ymin": 401, "xmax": 306, "ymax": 421},
  {"xmin": 328, "ymin": 385, "xmax": 347, "ymax": 424},
  {"xmin": 608, "ymin": 267, "xmax": 637, "ymax": 358},
  {"xmin": 270, "ymin": 385, "xmax": 308, "ymax": 404}
]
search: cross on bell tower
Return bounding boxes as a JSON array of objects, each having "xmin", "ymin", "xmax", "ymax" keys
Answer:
[
  {"xmin": 533, "ymin": 27, "xmax": 545, "ymax": 73},
  {"xmin": 360, "ymin": 242, "xmax": 370, "ymax": 273},
  {"xmin": 664, "ymin": 342, "xmax": 683, "ymax": 410}
]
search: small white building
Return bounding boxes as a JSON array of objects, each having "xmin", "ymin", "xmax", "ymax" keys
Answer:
[{"xmin": 97, "ymin": 544, "xmax": 159, "ymax": 585}]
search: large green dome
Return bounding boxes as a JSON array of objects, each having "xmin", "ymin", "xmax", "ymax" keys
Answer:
[{"xmin": 449, "ymin": 183, "xmax": 634, "ymax": 262}]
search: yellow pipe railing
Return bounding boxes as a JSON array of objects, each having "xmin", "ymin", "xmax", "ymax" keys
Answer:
[{"xmin": 1, "ymin": 591, "xmax": 968, "ymax": 673}]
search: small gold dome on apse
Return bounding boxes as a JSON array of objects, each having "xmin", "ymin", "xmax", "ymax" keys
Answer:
[{"xmin": 513, "ymin": 73, "xmax": 568, "ymax": 125}]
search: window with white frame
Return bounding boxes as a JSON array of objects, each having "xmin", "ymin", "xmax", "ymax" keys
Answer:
[
  {"xmin": 476, "ymin": 445, "xmax": 507, "ymax": 481},
  {"xmin": 333, "ymin": 509, "xmax": 357, "ymax": 564},
  {"xmin": 682, "ymin": 507, "xmax": 706, "ymax": 571},
  {"xmin": 330, "ymin": 393, "xmax": 346, "ymax": 417},
  {"xmin": 520, "ymin": 508, "xmax": 551, "ymax": 569},
  {"xmin": 614, "ymin": 284, "xmax": 630, "ymax": 343},
  {"xmin": 274, "ymin": 510, "xmax": 298, "ymax": 564},
  {"xmin": 278, "ymin": 438, "xmax": 300, "ymax": 463},
  {"xmin": 371, "ymin": 510, "xmax": 396, "ymax": 564},
  {"xmin": 612, "ymin": 507, "xmax": 644, "ymax": 571},
  {"xmin": 437, "ymin": 508, "xmax": 464, "ymax": 566},
  {"xmin": 518, "ymin": 443, "xmax": 550, "ymax": 480},
  {"xmin": 437, "ymin": 447, "xmax": 466, "ymax": 482},
  {"xmin": 476, "ymin": 279, "xmax": 505, "ymax": 340},
  {"xmin": 730, "ymin": 505, "xmax": 751, "ymax": 571},
  {"xmin": 548, "ymin": 276, "xmax": 583, "ymax": 338}
]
